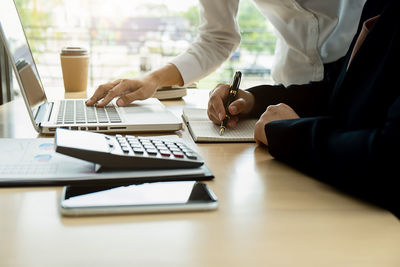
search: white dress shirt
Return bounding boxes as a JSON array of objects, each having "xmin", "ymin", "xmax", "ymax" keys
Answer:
[{"xmin": 170, "ymin": 0, "xmax": 366, "ymax": 87}]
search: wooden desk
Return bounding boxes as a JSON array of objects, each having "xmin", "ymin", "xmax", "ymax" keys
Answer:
[{"xmin": 0, "ymin": 90, "xmax": 399, "ymax": 267}]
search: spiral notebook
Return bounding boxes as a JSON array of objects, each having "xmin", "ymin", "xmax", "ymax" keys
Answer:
[{"xmin": 182, "ymin": 108, "xmax": 257, "ymax": 143}]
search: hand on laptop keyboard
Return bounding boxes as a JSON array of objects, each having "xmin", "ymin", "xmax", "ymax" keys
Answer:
[
  {"xmin": 85, "ymin": 64, "xmax": 184, "ymax": 107},
  {"xmin": 86, "ymin": 77, "xmax": 159, "ymax": 107}
]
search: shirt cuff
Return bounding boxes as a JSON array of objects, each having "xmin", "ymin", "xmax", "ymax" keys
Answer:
[{"xmin": 169, "ymin": 53, "xmax": 203, "ymax": 87}]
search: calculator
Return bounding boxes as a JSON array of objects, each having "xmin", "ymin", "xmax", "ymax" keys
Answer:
[{"xmin": 55, "ymin": 128, "xmax": 204, "ymax": 169}]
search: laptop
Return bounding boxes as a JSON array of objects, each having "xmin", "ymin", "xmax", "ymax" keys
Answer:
[{"xmin": 0, "ymin": 0, "xmax": 182, "ymax": 134}]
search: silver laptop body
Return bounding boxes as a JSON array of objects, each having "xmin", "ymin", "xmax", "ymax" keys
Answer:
[{"xmin": 0, "ymin": 0, "xmax": 182, "ymax": 134}]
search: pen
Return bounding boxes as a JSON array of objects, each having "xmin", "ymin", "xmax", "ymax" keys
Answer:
[{"xmin": 220, "ymin": 71, "xmax": 242, "ymax": 135}]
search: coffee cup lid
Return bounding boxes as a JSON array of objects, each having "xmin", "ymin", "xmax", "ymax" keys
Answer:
[{"xmin": 61, "ymin": 47, "xmax": 88, "ymax": 56}]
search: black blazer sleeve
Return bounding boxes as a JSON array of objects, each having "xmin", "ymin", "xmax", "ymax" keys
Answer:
[
  {"xmin": 265, "ymin": 98, "xmax": 400, "ymax": 217},
  {"xmin": 246, "ymin": 82, "xmax": 331, "ymax": 118},
  {"xmin": 245, "ymin": 56, "xmax": 345, "ymax": 118}
]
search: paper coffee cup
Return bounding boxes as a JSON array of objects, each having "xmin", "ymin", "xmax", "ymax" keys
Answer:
[{"xmin": 60, "ymin": 47, "xmax": 89, "ymax": 93}]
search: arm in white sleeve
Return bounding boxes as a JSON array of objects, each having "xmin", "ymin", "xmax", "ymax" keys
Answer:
[{"xmin": 170, "ymin": 0, "xmax": 241, "ymax": 86}]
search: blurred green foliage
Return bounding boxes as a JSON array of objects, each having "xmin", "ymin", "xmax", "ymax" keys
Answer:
[
  {"xmin": 181, "ymin": 0, "xmax": 276, "ymax": 54},
  {"xmin": 14, "ymin": 0, "xmax": 62, "ymax": 53}
]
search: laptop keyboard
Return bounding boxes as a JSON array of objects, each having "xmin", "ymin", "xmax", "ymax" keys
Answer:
[{"xmin": 56, "ymin": 100, "xmax": 122, "ymax": 124}]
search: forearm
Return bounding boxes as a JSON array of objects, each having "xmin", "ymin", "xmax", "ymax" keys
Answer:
[{"xmin": 146, "ymin": 64, "xmax": 184, "ymax": 88}]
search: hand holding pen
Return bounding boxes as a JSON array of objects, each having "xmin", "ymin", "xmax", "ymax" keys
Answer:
[{"xmin": 219, "ymin": 71, "xmax": 242, "ymax": 135}]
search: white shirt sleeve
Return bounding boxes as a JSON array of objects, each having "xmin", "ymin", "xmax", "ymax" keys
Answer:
[{"xmin": 169, "ymin": 0, "xmax": 241, "ymax": 86}]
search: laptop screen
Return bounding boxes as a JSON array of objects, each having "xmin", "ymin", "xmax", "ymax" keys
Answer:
[{"xmin": 0, "ymin": 0, "xmax": 46, "ymax": 113}]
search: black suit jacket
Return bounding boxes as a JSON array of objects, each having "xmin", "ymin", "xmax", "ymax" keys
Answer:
[{"xmin": 246, "ymin": 0, "xmax": 400, "ymax": 218}]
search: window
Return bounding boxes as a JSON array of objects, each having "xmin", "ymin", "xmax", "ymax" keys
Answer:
[{"xmin": 15, "ymin": 0, "xmax": 276, "ymax": 96}]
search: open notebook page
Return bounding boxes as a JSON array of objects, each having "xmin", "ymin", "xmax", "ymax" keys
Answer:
[{"xmin": 182, "ymin": 108, "xmax": 256, "ymax": 142}]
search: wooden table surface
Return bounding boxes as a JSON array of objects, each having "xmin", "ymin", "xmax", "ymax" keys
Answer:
[{"xmin": 0, "ymin": 90, "xmax": 399, "ymax": 267}]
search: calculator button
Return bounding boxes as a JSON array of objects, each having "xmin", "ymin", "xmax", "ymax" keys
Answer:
[
  {"xmin": 185, "ymin": 153, "xmax": 197, "ymax": 159},
  {"xmin": 141, "ymin": 143, "xmax": 152, "ymax": 148},
  {"xmin": 172, "ymin": 151, "xmax": 184, "ymax": 158},
  {"xmin": 129, "ymin": 140, "xmax": 141, "ymax": 146},
  {"xmin": 146, "ymin": 149, "xmax": 158, "ymax": 155},
  {"xmin": 121, "ymin": 147, "xmax": 130, "ymax": 153},
  {"xmin": 133, "ymin": 148, "xmax": 144, "ymax": 154},
  {"xmin": 128, "ymin": 141, "xmax": 142, "ymax": 146},
  {"xmin": 163, "ymin": 141, "xmax": 174, "ymax": 145},
  {"xmin": 160, "ymin": 150, "xmax": 171, "ymax": 156},
  {"xmin": 130, "ymin": 144, "xmax": 142, "ymax": 149}
]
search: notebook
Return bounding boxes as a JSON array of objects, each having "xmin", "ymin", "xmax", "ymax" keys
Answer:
[
  {"xmin": 0, "ymin": 0, "xmax": 182, "ymax": 134},
  {"xmin": 182, "ymin": 108, "xmax": 257, "ymax": 142}
]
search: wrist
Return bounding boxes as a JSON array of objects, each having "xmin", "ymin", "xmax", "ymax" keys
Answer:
[
  {"xmin": 145, "ymin": 70, "xmax": 163, "ymax": 89},
  {"xmin": 146, "ymin": 64, "xmax": 184, "ymax": 88},
  {"xmin": 241, "ymin": 90, "xmax": 255, "ymax": 114}
]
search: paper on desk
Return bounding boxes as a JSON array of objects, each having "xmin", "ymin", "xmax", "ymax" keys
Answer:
[
  {"xmin": 0, "ymin": 138, "xmax": 95, "ymax": 177},
  {"xmin": 0, "ymin": 138, "xmax": 210, "ymax": 185}
]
